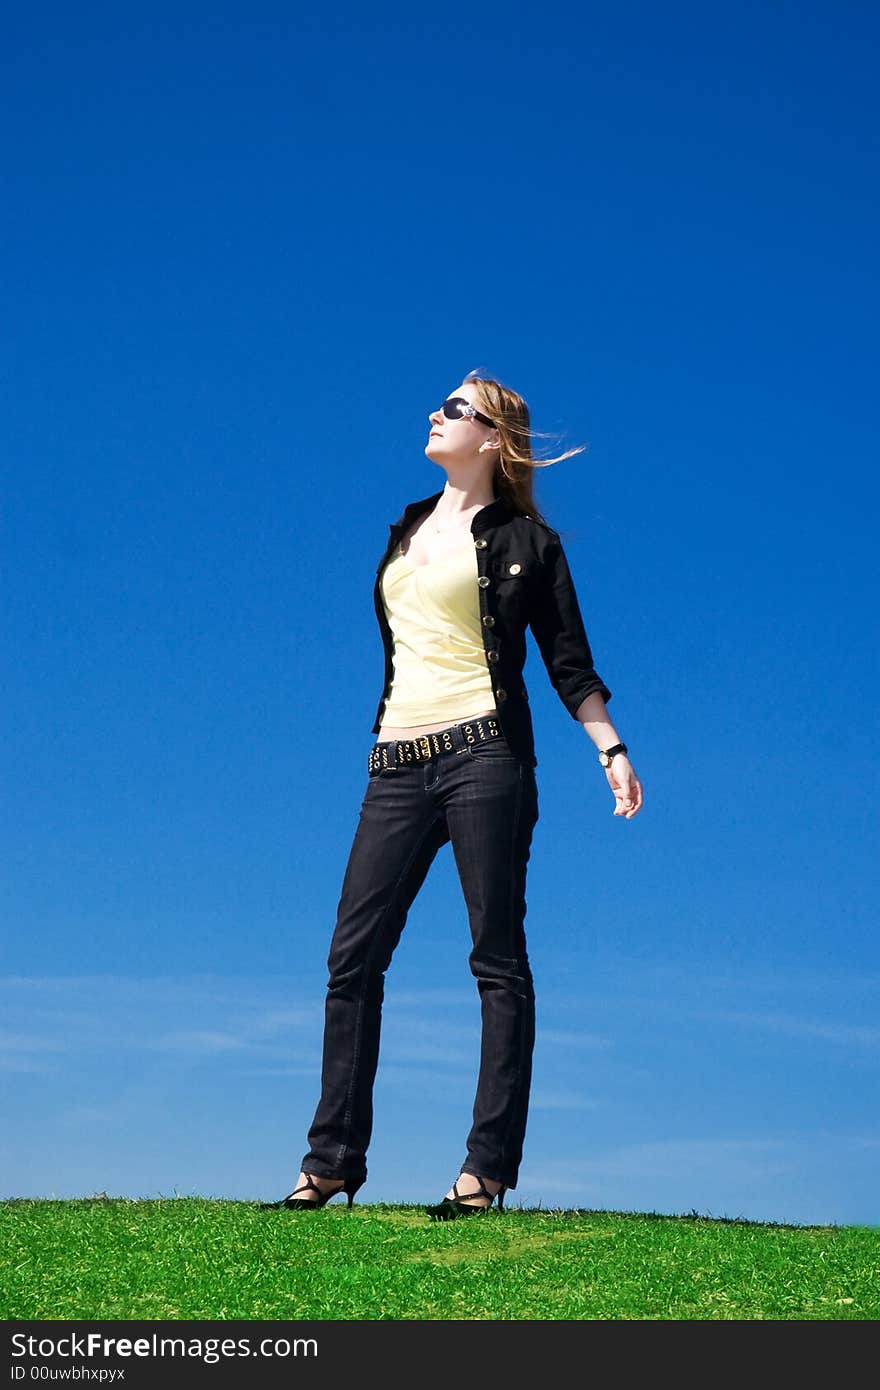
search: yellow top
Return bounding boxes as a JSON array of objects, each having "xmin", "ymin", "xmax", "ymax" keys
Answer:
[{"xmin": 379, "ymin": 541, "xmax": 496, "ymax": 725}]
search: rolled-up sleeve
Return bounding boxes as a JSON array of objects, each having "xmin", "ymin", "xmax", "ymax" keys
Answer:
[{"xmin": 528, "ymin": 536, "xmax": 612, "ymax": 717}]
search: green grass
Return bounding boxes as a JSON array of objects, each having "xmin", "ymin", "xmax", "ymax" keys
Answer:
[{"xmin": 2, "ymin": 1197, "xmax": 877, "ymax": 1320}]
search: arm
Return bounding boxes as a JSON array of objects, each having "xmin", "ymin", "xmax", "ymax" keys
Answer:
[
  {"xmin": 528, "ymin": 533, "xmax": 611, "ymax": 717},
  {"xmin": 530, "ymin": 536, "xmax": 643, "ymax": 819},
  {"xmin": 528, "ymin": 534, "xmax": 612, "ymax": 718},
  {"xmin": 574, "ymin": 688, "xmax": 624, "ymax": 751}
]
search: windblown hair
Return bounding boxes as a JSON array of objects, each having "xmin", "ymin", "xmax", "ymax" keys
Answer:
[{"xmin": 461, "ymin": 368, "xmax": 588, "ymax": 526}]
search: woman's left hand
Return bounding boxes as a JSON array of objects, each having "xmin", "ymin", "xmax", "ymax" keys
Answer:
[{"xmin": 606, "ymin": 757, "xmax": 643, "ymax": 819}]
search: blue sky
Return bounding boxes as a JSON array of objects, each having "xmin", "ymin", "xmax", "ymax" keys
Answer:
[{"xmin": 2, "ymin": 2, "xmax": 878, "ymax": 1227}]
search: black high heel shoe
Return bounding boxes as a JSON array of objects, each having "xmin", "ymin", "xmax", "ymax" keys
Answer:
[
  {"xmin": 425, "ymin": 1174, "xmax": 508, "ymax": 1220},
  {"xmin": 259, "ymin": 1173, "xmax": 365, "ymax": 1210}
]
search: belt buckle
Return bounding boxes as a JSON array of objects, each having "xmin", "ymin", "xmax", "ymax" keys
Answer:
[{"xmin": 419, "ymin": 735, "xmax": 432, "ymax": 760}]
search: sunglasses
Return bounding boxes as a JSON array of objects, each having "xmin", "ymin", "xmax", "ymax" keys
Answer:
[{"xmin": 437, "ymin": 396, "xmax": 497, "ymax": 429}]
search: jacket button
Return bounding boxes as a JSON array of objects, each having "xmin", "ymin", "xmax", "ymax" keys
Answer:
[
  {"xmin": 495, "ymin": 687, "xmax": 507, "ymax": 702},
  {"xmin": 475, "ymin": 538, "xmax": 488, "ymax": 549},
  {"xmin": 509, "ymin": 563, "xmax": 521, "ymax": 575},
  {"xmin": 482, "ymin": 614, "xmax": 495, "ymax": 627},
  {"xmin": 477, "ymin": 575, "xmax": 490, "ymax": 588},
  {"xmin": 487, "ymin": 649, "xmax": 499, "ymax": 664}
]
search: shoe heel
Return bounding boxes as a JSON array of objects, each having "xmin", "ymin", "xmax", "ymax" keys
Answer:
[
  {"xmin": 344, "ymin": 1177, "xmax": 364, "ymax": 1208},
  {"xmin": 262, "ymin": 1172, "xmax": 364, "ymax": 1211},
  {"xmin": 425, "ymin": 1174, "xmax": 508, "ymax": 1220}
]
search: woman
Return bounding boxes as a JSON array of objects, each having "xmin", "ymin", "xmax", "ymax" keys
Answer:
[{"xmin": 261, "ymin": 371, "xmax": 643, "ymax": 1219}]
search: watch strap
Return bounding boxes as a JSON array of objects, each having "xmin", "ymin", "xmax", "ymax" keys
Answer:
[{"xmin": 599, "ymin": 742, "xmax": 628, "ymax": 766}]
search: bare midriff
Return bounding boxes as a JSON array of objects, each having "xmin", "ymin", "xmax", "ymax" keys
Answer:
[{"xmin": 378, "ymin": 709, "xmax": 498, "ymax": 741}]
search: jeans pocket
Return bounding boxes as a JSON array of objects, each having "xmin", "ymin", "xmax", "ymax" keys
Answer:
[{"xmin": 466, "ymin": 738, "xmax": 519, "ymax": 762}]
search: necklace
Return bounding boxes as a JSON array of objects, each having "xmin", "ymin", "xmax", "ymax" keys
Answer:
[
  {"xmin": 430, "ymin": 505, "xmax": 487, "ymax": 536},
  {"xmin": 431, "ymin": 516, "xmax": 469, "ymax": 536}
]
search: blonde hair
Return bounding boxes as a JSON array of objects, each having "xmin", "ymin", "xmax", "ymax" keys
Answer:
[{"xmin": 461, "ymin": 368, "xmax": 588, "ymax": 526}]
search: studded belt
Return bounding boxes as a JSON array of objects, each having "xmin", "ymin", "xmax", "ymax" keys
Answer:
[{"xmin": 368, "ymin": 716, "xmax": 503, "ymax": 775}]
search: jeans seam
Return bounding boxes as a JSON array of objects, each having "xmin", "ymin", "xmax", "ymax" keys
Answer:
[
  {"xmin": 336, "ymin": 810, "xmax": 445, "ymax": 1166},
  {"xmin": 498, "ymin": 764, "xmax": 526, "ymax": 1173}
]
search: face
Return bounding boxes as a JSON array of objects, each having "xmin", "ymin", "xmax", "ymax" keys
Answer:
[{"xmin": 425, "ymin": 382, "xmax": 500, "ymax": 467}]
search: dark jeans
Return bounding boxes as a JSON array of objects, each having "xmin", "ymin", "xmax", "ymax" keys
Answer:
[{"xmin": 300, "ymin": 720, "xmax": 540, "ymax": 1191}]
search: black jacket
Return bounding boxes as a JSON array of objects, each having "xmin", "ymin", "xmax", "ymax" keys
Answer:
[{"xmin": 372, "ymin": 488, "xmax": 612, "ymax": 769}]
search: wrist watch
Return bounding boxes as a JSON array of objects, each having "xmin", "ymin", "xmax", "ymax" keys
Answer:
[{"xmin": 598, "ymin": 742, "xmax": 628, "ymax": 767}]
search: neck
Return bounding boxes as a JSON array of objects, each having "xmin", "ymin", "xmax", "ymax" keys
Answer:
[{"xmin": 434, "ymin": 475, "xmax": 498, "ymax": 516}]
